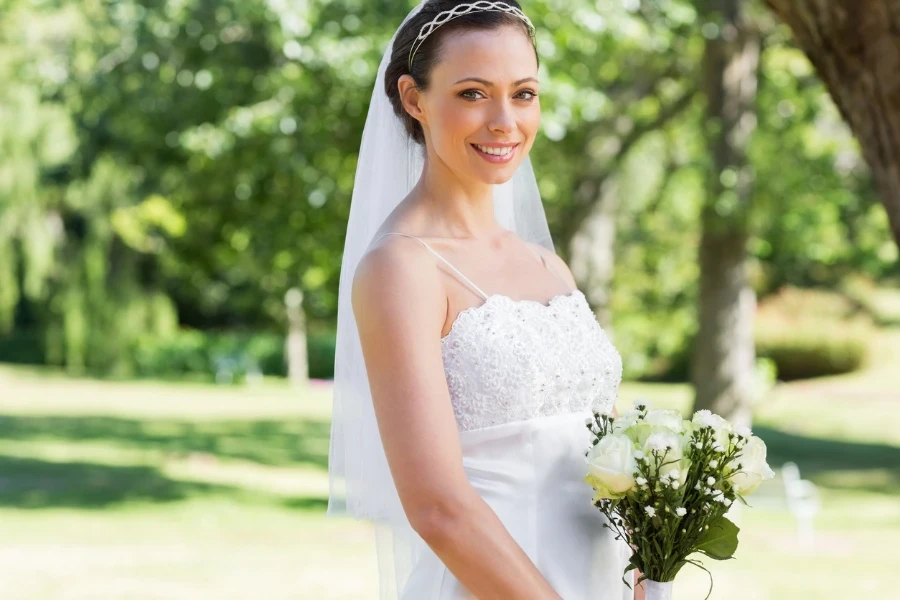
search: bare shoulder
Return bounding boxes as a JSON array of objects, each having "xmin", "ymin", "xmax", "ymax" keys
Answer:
[
  {"xmin": 525, "ymin": 241, "xmax": 578, "ymax": 289},
  {"xmin": 352, "ymin": 235, "xmax": 447, "ymax": 339}
]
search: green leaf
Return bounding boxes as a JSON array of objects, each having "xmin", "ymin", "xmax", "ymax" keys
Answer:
[
  {"xmin": 621, "ymin": 562, "xmax": 637, "ymax": 590},
  {"xmin": 694, "ymin": 516, "xmax": 739, "ymax": 559}
]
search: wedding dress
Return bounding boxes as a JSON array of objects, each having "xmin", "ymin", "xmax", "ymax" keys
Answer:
[{"xmin": 373, "ymin": 232, "xmax": 634, "ymax": 600}]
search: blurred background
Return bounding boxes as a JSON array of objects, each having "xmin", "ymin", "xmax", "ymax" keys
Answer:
[{"xmin": 1, "ymin": 0, "xmax": 899, "ymax": 598}]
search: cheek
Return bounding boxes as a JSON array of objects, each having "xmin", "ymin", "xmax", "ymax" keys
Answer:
[
  {"xmin": 520, "ymin": 103, "xmax": 541, "ymax": 137},
  {"xmin": 431, "ymin": 99, "xmax": 482, "ymax": 144}
]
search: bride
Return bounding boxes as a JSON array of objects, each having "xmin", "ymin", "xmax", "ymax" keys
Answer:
[{"xmin": 328, "ymin": 2, "xmax": 641, "ymax": 598}]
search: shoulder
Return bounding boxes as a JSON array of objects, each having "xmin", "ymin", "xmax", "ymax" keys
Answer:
[
  {"xmin": 352, "ymin": 234, "xmax": 446, "ymax": 336},
  {"xmin": 525, "ymin": 241, "xmax": 578, "ymax": 289}
]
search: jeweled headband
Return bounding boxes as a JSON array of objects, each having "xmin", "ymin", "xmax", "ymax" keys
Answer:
[{"xmin": 408, "ymin": 1, "xmax": 537, "ymax": 70}]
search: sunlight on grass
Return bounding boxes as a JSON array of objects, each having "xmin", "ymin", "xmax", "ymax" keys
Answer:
[
  {"xmin": 0, "ymin": 499, "xmax": 379, "ymax": 600},
  {"xmin": 1, "ymin": 339, "xmax": 898, "ymax": 599}
]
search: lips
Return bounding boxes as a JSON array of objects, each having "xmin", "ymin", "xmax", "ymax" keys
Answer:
[
  {"xmin": 471, "ymin": 143, "xmax": 520, "ymax": 164},
  {"xmin": 473, "ymin": 144, "xmax": 515, "ymax": 156}
]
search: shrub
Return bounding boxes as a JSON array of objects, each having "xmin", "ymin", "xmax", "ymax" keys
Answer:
[
  {"xmin": 0, "ymin": 329, "xmax": 45, "ymax": 365},
  {"xmin": 755, "ymin": 286, "xmax": 873, "ymax": 380},
  {"xmin": 132, "ymin": 328, "xmax": 337, "ymax": 382},
  {"xmin": 841, "ymin": 275, "xmax": 900, "ymax": 328},
  {"xmin": 1, "ymin": 327, "xmax": 339, "ymax": 382}
]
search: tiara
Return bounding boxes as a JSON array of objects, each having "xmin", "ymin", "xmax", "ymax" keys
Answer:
[{"xmin": 408, "ymin": 1, "xmax": 536, "ymax": 70}]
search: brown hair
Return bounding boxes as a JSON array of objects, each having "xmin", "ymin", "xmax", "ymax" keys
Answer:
[{"xmin": 383, "ymin": 0, "xmax": 538, "ymax": 144}]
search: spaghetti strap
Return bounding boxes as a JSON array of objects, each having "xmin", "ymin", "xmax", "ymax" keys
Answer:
[
  {"xmin": 371, "ymin": 232, "xmax": 490, "ymax": 301},
  {"xmin": 526, "ymin": 244, "xmax": 570, "ymax": 290}
]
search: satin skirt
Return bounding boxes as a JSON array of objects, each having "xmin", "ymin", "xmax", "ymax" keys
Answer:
[{"xmin": 400, "ymin": 411, "xmax": 634, "ymax": 600}]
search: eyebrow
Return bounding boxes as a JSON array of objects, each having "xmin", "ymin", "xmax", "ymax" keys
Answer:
[{"xmin": 453, "ymin": 77, "xmax": 539, "ymax": 86}]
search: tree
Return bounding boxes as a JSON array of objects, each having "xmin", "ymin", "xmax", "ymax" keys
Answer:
[
  {"xmin": 526, "ymin": 0, "xmax": 699, "ymax": 332},
  {"xmin": 690, "ymin": 0, "xmax": 762, "ymax": 427},
  {"xmin": 765, "ymin": 0, "xmax": 900, "ymax": 249}
]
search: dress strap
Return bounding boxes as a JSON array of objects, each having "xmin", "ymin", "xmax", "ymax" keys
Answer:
[
  {"xmin": 371, "ymin": 232, "xmax": 490, "ymax": 301},
  {"xmin": 526, "ymin": 244, "xmax": 570, "ymax": 290}
]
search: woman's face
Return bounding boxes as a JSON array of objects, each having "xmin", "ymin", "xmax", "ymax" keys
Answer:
[{"xmin": 412, "ymin": 25, "xmax": 540, "ymax": 185}]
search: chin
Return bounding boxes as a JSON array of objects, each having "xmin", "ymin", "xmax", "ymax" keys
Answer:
[
  {"xmin": 474, "ymin": 161, "xmax": 522, "ymax": 186},
  {"xmin": 480, "ymin": 171, "xmax": 517, "ymax": 185}
]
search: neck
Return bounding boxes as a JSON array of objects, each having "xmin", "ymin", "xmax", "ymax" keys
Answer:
[{"xmin": 415, "ymin": 153, "xmax": 501, "ymax": 240}]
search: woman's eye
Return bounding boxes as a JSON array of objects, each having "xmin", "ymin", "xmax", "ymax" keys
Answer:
[
  {"xmin": 460, "ymin": 89, "xmax": 484, "ymax": 100},
  {"xmin": 516, "ymin": 90, "xmax": 538, "ymax": 101}
]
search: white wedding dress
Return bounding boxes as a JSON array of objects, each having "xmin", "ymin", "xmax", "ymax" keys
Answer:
[{"xmin": 375, "ymin": 233, "xmax": 634, "ymax": 600}]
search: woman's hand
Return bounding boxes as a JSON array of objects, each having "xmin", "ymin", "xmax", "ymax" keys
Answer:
[{"xmin": 634, "ymin": 575, "xmax": 646, "ymax": 600}]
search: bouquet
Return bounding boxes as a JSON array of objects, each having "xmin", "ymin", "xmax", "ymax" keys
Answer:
[{"xmin": 583, "ymin": 400, "xmax": 775, "ymax": 600}]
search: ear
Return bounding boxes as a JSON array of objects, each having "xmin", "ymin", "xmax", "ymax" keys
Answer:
[{"xmin": 398, "ymin": 74, "xmax": 426, "ymax": 126}]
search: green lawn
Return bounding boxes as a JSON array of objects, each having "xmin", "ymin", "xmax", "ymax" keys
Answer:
[{"xmin": 0, "ymin": 332, "xmax": 898, "ymax": 599}]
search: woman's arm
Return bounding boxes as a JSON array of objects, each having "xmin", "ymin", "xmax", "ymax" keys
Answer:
[{"xmin": 353, "ymin": 238, "xmax": 562, "ymax": 600}]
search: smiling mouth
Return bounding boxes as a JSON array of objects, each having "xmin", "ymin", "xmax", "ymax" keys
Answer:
[
  {"xmin": 471, "ymin": 143, "xmax": 520, "ymax": 163},
  {"xmin": 472, "ymin": 144, "xmax": 516, "ymax": 156}
]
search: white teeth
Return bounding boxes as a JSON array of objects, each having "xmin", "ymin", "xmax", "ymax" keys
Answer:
[{"xmin": 475, "ymin": 144, "xmax": 514, "ymax": 156}]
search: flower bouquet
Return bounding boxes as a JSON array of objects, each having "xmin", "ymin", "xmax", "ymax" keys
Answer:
[{"xmin": 583, "ymin": 400, "xmax": 775, "ymax": 600}]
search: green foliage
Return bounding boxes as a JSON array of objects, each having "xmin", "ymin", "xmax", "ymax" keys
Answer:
[
  {"xmin": 0, "ymin": 324, "xmax": 338, "ymax": 381},
  {"xmin": 134, "ymin": 330, "xmax": 280, "ymax": 381},
  {"xmin": 0, "ymin": 330, "xmax": 45, "ymax": 365},
  {"xmin": 306, "ymin": 330, "xmax": 337, "ymax": 380},
  {"xmin": 132, "ymin": 328, "xmax": 335, "ymax": 381},
  {"xmin": 750, "ymin": 43, "xmax": 897, "ymax": 291},
  {"xmin": 755, "ymin": 287, "xmax": 873, "ymax": 380},
  {"xmin": 695, "ymin": 516, "xmax": 739, "ymax": 560},
  {"xmin": 1, "ymin": 0, "xmax": 896, "ymax": 381}
]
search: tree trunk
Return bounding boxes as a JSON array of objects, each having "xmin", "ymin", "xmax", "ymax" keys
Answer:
[
  {"xmin": 569, "ymin": 176, "xmax": 619, "ymax": 333},
  {"xmin": 691, "ymin": 0, "xmax": 761, "ymax": 428},
  {"xmin": 284, "ymin": 288, "xmax": 308, "ymax": 387},
  {"xmin": 765, "ymin": 0, "xmax": 900, "ymax": 249}
]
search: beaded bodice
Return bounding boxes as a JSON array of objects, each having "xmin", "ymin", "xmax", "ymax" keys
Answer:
[
  {"xmin": 371, "ymin": 232, "xmax": 624, "ymax": 434},
  {"xmin": 440, "ymin": 289, "xmax": 622, "ymax": 432}
]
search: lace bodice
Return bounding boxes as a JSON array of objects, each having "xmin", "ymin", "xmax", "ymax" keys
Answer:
[
  {"xmin": 441, "ymin": 289, "xmax": 622, "ymax": 432},
  {"xmin": 371, "ymin": 232, "xmax": 624, "ymax": 434}
]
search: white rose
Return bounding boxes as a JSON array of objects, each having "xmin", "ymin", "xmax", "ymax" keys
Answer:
[
  {"xmin": 643, "ymin": 409, "xmax": 686, "ymax": 433},
  {"xmin": 692, "ymin": 409, "xmax": 734, "ymax": 448},
  {"xmin": 730, "ymin": 436, "xmax": 776, "ymax": 495},
  {"xmin": 612, "ymin": 412, "xmax": 641, "ymax": 434},
  {"xmin": 585, "ymin": 434, "xmax": 638, "ymax": 499},
  {"xmin": 641, "ymin": 432, "xmax": 688, "ymax": 485}
]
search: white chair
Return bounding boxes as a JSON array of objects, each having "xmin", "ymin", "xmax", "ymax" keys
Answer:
[
  {"xmin": 745, "ymin": 460, "xmax": 820, "ymax": 548},
  {"xmin": 780, "ymin": 461, "xmax": 821, "ymax": 548}
]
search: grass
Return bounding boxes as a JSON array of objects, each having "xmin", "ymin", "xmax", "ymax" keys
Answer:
[{"xmin": 0, "ymin": 330, "xmax": 898, "ymax": 599}]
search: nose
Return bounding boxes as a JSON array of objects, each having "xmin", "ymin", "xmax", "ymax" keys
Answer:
[{"xmin": 488, "ymin": 100, "xmax": 516, "ymax": 135}]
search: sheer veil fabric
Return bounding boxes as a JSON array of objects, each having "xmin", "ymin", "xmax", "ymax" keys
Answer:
[{"xmin": 327, "ymin": 2, "xmax": 557, "ymax": 597}]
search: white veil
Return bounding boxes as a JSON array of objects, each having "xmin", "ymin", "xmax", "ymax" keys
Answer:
[{"xmin": 326, "ymin": 2, "xmax": 553, "ymax": 597}]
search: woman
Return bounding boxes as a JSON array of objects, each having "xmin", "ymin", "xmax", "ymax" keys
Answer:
[{"xmin": 328, "ymin": 2, "xmax": 638, "ymax": 598}]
